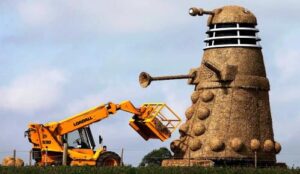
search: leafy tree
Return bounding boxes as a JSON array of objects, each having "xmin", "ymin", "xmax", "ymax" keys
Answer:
[{"xmin": 139, "ymin": 147, "xmax": 172, "ymax": 167}]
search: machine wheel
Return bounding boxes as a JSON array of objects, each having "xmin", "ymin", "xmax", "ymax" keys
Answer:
[{"xmin": 96, "ymin": 151, "xmax": 121, "ymax": 167}]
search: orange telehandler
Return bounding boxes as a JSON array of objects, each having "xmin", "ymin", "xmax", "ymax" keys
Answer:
[{"xmin": 25, "ymin": 100, "xmax": 181, "ymax": 166}]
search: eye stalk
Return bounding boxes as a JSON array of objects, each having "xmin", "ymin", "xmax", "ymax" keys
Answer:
[
  {"xmin": 189, "ymin": 7, "xmax": 214, "ymax": 16},
  {"xmin": 189, "ymin": 7, "xmax": 200, "ymax": 16}
]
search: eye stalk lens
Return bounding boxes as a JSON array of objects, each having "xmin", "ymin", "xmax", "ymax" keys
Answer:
[{"xmin": 189, "ymin": 7, "xmax": 199, "ymax": 16}]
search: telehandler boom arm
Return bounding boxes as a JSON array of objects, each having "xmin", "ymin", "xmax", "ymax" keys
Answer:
[{"xmin": 52, "ymin": 101, "xmax": 141, "ymax": 135}]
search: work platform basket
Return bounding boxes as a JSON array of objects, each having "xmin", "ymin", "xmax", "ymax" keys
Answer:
[{"xmin": 129, "ymin": 103, "xmax": 181, "ymax": 142}]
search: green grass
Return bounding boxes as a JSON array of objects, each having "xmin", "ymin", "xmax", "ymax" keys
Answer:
[{"xmin": 0, "ymin": 166, "xmax": 299, "ymax": 174}]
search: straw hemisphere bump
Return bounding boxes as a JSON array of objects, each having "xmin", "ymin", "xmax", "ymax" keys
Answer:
[
  {"xmin": 230, "ymin": 138, "xmax": 243, "ymax": 152},
  {"xmin": 250, "ymin": 139, "xmax": 260, "ymax": 151},
  {"xmin": 190, "ymin": 138, "xmax": 202, "ymax": 151},
  {"xmin": 193, "ymin": 122, "xmax": 206, "ymax": 136},
  {"xmin": 170, "ymin": 140, "xmax": 181, "ymax": 153},
  {"xmin": 201, "ymin": 91, "xmax": 214, "ymax": 102},
  {"xmin": 275, "ymin": 142, "xmax": 282, "ymax": 154},
  {"xmin": 196, "ymin": 107, "xmax": 210, "ymax": 120},
  {"xmin": 171, "ymin": 140, "xmax": 180, "ymax": 147},
  {"xmin": 191, "ymin": 91, "xmax": 200, "ymax": 103},
  {"xmin": 263, "ymin": 139, "xmax": 274, "ymax": 152},
  {"xmin": 210, "ymin": 138, "xmax": 224, "ymax": 151},
  {"xmin": 185, "ymin": 106, "xmax": 195, "ymax": 120},
  {"xmin": 179, "ymin": 123, "xmax": 189, "ymax": 136},
  {"xmin": 180, "ymin": 136, "xmax": 187, "ymax": 142}
]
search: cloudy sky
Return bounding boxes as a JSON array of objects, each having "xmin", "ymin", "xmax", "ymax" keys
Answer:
[{"xmin": 0, "ymin": 0, "xmax": 300, "ymax": 167}]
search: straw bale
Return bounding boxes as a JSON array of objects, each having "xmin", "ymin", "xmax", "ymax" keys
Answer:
[
  {"xmin": 2, "ymin": 156, "xmax": 14, "ymax": 166},
  {"xmin": 5, "ymin": 160, "xmax": 14, "ymax": 166},
  {"xmin": 15, "ymin": 158, "xmax": 24, "ymax": 167},
  {"xmin": 162, "ymin": 159, "xmax": 214, "ymax": 167},
  {"xmin": 196, "ymin": 66, "xmax": 214, "ymax": 82},
  {"xmin": 3, "ymin": 158, "xmax": 24, "ymax": 167},
  {"xmin": 250, "ymin": 139, "xmax": 260, "ymax": 151},
  {"xmin": 207, "ymin": 118, "xmax": 219, "ymax": 131},
  {"xmin": 210, "ymin": 89, "xmax": 232, "ymax": 113},
  {"xmin": 202, "ymin": 48, "xmax": 266, "ymax": 78},
  {"xmin": 258, "ymin": 101, "xmax": 274, "ymax": 139},
  {"xmin": 195, "ymin": 107, "xmax": 210, "ymax": 120},
  {"xmin": 204, "ymin": 60, "xmax": 237, "ymax": 81},
  {"xmin": 263, "ymin": 140, "xmax": 274, "ymax": 152},
  {"xmin": 200, "ymin": 91, "xmax": 214, "ymax": 102},
  {"xmin": 227, "ymin": 118, "xmax": 247, "ymax": 139},
  {"xmin": 221, "ymin": 64, "xmax": 237, "ymax": 81}
]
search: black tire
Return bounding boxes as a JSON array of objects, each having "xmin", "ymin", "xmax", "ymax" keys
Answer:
[{"xmin": 96, "ymin": 151, "xmax": 121, "ymax": 167}]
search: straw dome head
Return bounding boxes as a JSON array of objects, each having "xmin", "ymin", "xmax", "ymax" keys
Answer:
[{"xmin": 208, "ymin": 5, "xmax": 257, "ymax": 26}]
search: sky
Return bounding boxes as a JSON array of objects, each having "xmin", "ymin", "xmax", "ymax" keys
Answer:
[{"xmin": 0, "ymin": 0, "xmax": 300, "ymax": 167}]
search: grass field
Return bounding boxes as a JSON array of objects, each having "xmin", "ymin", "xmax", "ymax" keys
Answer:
[{"xmin": 0, "ymin": 166, "xmax": 299, "ymax": 174}]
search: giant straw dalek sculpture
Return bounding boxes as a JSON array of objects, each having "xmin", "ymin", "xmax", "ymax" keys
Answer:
[{"xmin": 139, "ymin": 6, "xmax": 282, "ymax": 166}]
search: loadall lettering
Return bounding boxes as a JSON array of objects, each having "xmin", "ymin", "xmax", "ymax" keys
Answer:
[
  {"xmin": 42, "ymin": 140, "xmax": 51, "ymax": 144},
  {"xmin": 73, "ymin": 117, "xmax": 92, "ymax": 126}
]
